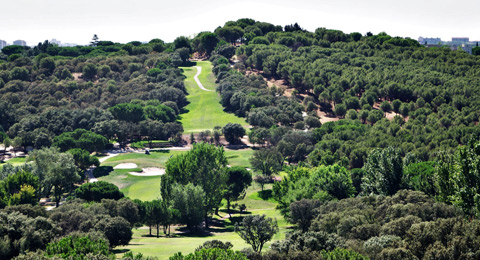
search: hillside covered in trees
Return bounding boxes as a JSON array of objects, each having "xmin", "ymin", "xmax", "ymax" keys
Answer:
[{"xmin": 2, "ymin": 18, "xmax": 480, "ymax": 260}]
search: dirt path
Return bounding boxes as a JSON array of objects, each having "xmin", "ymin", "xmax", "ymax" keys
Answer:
[{"xmin": 194, "ymin": 66, "xmax": 212, "ymax": 92}]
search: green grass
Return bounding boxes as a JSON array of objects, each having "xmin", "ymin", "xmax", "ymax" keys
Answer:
[
  {"xmin": 99, "ymin": 150, "xmax": 284, "ymax": 259},
  {"xmin": 179, "ymin": 61, "xmax": 248, "ymax": 133},
  {"xmin": 226, "ymin": 149, "xmax": 254, "ymax": 168},
  {"xmin": 116, "ymin": 184, "xmax": 288, "ymax": 259},
  {"xmin": 100, "ymin": 149, "xmax": 254, "ymax": 201},
  {"xmin": 130, "ymin": 140, "xmax": 170, "ymax": 149},
  {"xmin": 0, "ymin": 156, "xmax": 28, "ymax": 169}
]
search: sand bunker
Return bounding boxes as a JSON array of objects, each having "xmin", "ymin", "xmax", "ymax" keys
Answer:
[
  {"xmin": 114, "ymin": 163, "xmax": 138, "ymax": 169},
  {"xmin": 129, "ymin": 167, "xmax": 165, "ymax": 176}
]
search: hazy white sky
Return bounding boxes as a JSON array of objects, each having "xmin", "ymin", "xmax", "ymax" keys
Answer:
[{"xmin": 1, "ymin": 0, "xmax": 479, "ymax": 45}]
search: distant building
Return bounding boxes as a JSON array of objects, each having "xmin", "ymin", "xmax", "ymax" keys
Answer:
[
  {"xmin": 0, "ymin": 40, "xmax": 7, "ymax": 50},
  {"xmin": 452, "ymin": 37, "xmax": 469, "ymax": 43},
  {"xmin": 418, "ymin": 37, "xmax": 441, "ymax": 45},
  {"xmin": 13, "ymin": 40, "xmax": 26, "ymax": 46},
  {"xmin": 50, "ymin": 39, "xmax": 61, "ymax": 45}
]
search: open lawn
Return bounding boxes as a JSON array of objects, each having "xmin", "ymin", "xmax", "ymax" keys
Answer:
[
  {"xmin": 99, "ymin": 149, "xmax": 253, "ymax": 201},
  {"xmin": 179, "ymin": 61, "xmax": 248, "ymax": 133},
  {"xmin": 99, "ymin": 149, "xmax": 287, "ymax": 258},
  {"xmin": 0, "ymin": 156, "xmax": 27, "ymax": 169},
  {"xmin": 225, "ymin": 149, "xmax": 253, "ymax": 168},
  {"xmin": 115, "ymin": 184, "xmax": 288, "ymax": 259}
]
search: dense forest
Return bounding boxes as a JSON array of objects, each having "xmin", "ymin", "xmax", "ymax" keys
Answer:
[{"xmin": 2, "ymin": 18, "xmax": 480, "ymax": 260}]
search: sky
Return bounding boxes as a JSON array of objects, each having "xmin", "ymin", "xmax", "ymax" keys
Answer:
[{"xmin": 1, "ymin": 0, "xmax": 479, "ymax": 46}]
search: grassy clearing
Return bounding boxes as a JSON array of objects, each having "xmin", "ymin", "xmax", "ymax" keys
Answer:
[
  {"xmin": 100, "ymin": 149, "xmax": 253, "ymax": 201},
  {"xmin": 179, "ymin": 61, "xmax": 247, "ymax": 133},
  {"xmin": 226, "ymin": 149, "xmax": 253, "ymax": 168},
  {"xmin": 0, "ymin": 157, "xmax": 28, "ymax": 169},
  {"xmin": 116, "ymin": 184, "xmax": 288, "ymax": 259},
  {"xmin": 101, "ymin": 149, "xmax": 286, "ymax": 259}
]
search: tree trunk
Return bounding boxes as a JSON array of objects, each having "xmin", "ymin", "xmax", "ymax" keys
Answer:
[
  {"xmin": 149, "ymin": 225, "xmax": 152, "ymax": 236},
  {"xmin": 227, "ymin": 199, "xmax": 231, "ymax": 218},
  {"xmin": 204, "ymin": 214, "xmax": 209, "ymax": 229},
  {"xmin": 156, "ymin": 223, "xmax": 159, "ymax": 238}
]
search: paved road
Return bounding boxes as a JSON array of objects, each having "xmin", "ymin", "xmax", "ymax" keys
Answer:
[{"xmin": 194, "ymin": 66, "xmax": 213, "ymax": 91}]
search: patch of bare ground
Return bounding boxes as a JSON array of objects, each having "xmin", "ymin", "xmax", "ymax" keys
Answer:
[
  {"xmin": 72, "ymin": 72, "xmax": 82, "ymax": 81},
  {"xmin": 373, "ymin": 102, "xmax": 408, "ymax": 122},
  {"xmin": 317, "ymin": 110, "xmax": 340, "ymax": 124}
]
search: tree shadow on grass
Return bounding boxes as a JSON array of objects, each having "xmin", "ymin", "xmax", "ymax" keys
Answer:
[
  {"xmin": 150, "ymin": 149, "xmax": 170, "ymax": 154},
  {"xmin": 258, "ymin": 190, "xmax": 273, "ymax": 200},
  {"xmin": 112, "ymin": 249, "xmax": 131, "ymax": 254},
  {"xmin": 218, "ymin": 209, "xmax": 252, "ymax": 216},
  {"xmin": 93, "ymin": 166, "xmax": 113, "ymax": 177}
]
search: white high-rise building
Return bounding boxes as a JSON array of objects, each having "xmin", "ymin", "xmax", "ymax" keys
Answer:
[
  {"xmin": 13, "ymin": 40, "xmax": 26, "ymax": 46},
  {"xmin": 0, "ymin": 40, "xmax": 7, "ymax": 50}
]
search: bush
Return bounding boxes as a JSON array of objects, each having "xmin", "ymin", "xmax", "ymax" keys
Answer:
[{"xmin": 75, "ymin": 181, "xmax": 124, "ymax": 202}]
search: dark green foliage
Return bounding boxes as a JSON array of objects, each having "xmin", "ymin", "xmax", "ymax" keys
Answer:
[
  {"xmin": 109, "ymin": 103, "xmax": 145, "ymax": 123},
  {"xmin": 289, "ymin": 199, "xmax": 321, "ymax": 232},
  {"xmin": 403, "ymin": 161, "xmax": 436, "ymax": 196},
  {"xmin": 162, "ymin": 143, "xmax": 227, "ymax": 228},
  {"xmin": 361, "ymin": 147, "xmax": 403, "ymax": 195},
  {"xmin": 170, "ymin": 248, "xmax": 247, "ymax": 260},
  {"xmin": 45, "ymin": 233, "xmax": 113, "ymax": 260},
  {"xmin": 195, "ymin": 240, "xmax": 233, "ymax": 251},
  {"xmin": 53, "ymin": 129, "xmax": 108, "ymax": 153},
  {"xmin": 222, "ymin": 123, "xmax": 246, "ymax": 144},
  {"xmin": 1, "ymin": 45, "xmax": 27, "ymax": 56},
  {"xmin": 235, "ymin": 214, "xmax": 278, "ymax": 252},
  {"xmin": 173, "ymin": 36, "xmax": 192, "ymax": 52},
  {"xmin": 224, "ymin": 167, "xmax": 252, "ymax": 215},
  {"xmin": 94, "ymin": 216, "xmax": 132, "ymax": 248},
  {"xmin": 82, "ymin": 63, "xmax": 98, "ymax": 81},
  {"xmin": 0, "ymin": 211, "xmax": 59, "ymax": 259},
  {"xmin": 170, "ymin": 183, "xmax": 206, "ymax": 232},
  {"xmin": 75, "ymin": 181, "xmax": 124, "ymax": 202},
  {"xmin": 273, "ymin": 165, "xmax": 356, "ymax": 217},
  {"xmin": 0, "ymin": 170, "xmax": 39, "ymax": 208},
  {"xmin": 306, "ymin": 190, "xmax": 470, "ymax": 260},
  {"xmin": 250, "ymin": 148, "xmax": 283, "ymax": 176},
  {"xmin": 68, "ymin": 148, "xmax": 100, "ymax": 171}
]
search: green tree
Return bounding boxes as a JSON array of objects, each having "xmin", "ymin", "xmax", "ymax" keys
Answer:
[
  {"xmin": 94, "ymin": 216, "xmax": 132, "ymax": 248},
  {"xmin": 29, "ymin": 147, "xmax": 80, "ymax": 207},
  {"xmin": 170, "ymin": 183, "xmax": 206, "ymax": 232},
  {"xmin": 45, "ymin": 233, "xmax": 112, "ymax": 259},
  {"xmin": 68, "ymin": 148, "xmax": 99, "ymax": 171},
  {"xmin": 173, "ymin": 36, "xmax": 192, "ymax": 52},
  {"xmin": 82, "ymin": 63, "xmax": 98, "ymax": 81},
  {"xmin": 109, "ymin": 103, "xmax": 145, "ymax": 123},
  {"xmin": 222, "ymin": 123, "xmax": 246, "ymax": 145},
  {"xmin": 235, "ymin": 214, "xmax": 278, "ymax": 252},
  {"xmin": 289, "ymin": 199, "xmax": 321, "ymax": 232},
  {"xmin": 169, "ymin": 248, "xmax": 247, "ymax": 260},
  {"xmin": 250, "ymin": 148, "xmax": 284, "ymax": 176},
  {"xmin": 224, "ymin": 167, "xmax": 252, "ymax": 216},
  {"xmin": 75, "ymin": 181, "xmax": 124, "ymax": 202},
  {"xmin": 334, "ymin": 104, "xmax": 347, "ymax": 118},
  {"xmin": 162, "ymin": 143, "xmax": 227, "ymax": 228},
  {"xmin": 200, "ymin": 32, "xmax": 219, "ymax": 56},
  {"xmin": 0, "ymin": 170, "xmax": 39, "ymax": 207},
  {"xmin": 11, "ymin": 136, "xmax": 23, "ymax": 156},
  {"xmin": 361, "ymin": 147, "xmax": 403, "ymax": 195}
]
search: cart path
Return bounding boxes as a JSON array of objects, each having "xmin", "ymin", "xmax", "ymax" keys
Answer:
[{"xmin": 194, "ymin": 66, "xmax": 213, "ymax": 91}]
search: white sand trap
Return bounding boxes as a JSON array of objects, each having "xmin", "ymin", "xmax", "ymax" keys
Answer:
[
  {"xmin": 114, "ymin": 163, "xmax": 138, "ymax": 169},
  {"xmin": 129, "ymin": 167, "xmax": 165, "ymax": 176}
]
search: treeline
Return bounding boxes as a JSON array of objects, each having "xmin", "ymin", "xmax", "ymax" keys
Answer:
[
  {"xmin": 195, "ymin": 18, "xmax": 480, "ymax": 170},
  {"xmin": 0, "ymin": 45, "xmax": 191, "ymax": 153}
]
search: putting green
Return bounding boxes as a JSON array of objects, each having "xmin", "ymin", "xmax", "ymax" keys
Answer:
[{"xmin": 179, "ymin": 61, "xmax": 248, "ymax": 133}]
